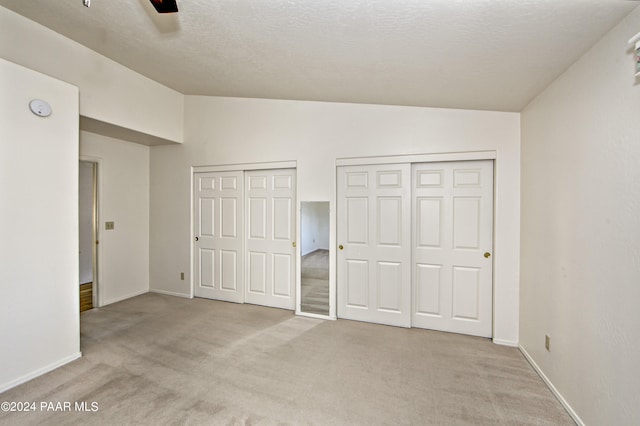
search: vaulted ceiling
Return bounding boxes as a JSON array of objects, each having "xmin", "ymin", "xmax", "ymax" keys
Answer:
[{"xmin": 1, "ymin": 0, "xmax": 637, "ymax": 111}]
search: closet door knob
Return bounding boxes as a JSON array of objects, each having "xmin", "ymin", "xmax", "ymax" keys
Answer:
[
  {"xmin": 484, "ymin": 252, "xmax": 491, "ymax": 258},
  {"xmin": 195, "ymin": 236, "xmax": 199, "ymax": 242},
  {"xmin": 339, "ymin": 245, "xmax": 344, "ymax": 250}
]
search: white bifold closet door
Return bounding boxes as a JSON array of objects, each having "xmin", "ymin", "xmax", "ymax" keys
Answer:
[
  {"xmin": 337, "ymin": 164, "xmax": 412, "ymax": 327},
  {"xmin": 337, "ymin": 160, "xmax": 494, "ymax": 337},
  {"xmin": 194, "ymin": 171, "xmax": 244, "ymax": 303},
  {"xmin": 412, "ymin": 160, "xmax": 493, "ymax": 337},
  {"xmin": 245, "ymin": 169, "xmax": 297, "ymax": 310}
]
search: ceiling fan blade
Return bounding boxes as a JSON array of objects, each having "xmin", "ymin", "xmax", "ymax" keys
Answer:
[{"xmin": 149, "ymin": 0, "xmax": 178, "ymax": 14}]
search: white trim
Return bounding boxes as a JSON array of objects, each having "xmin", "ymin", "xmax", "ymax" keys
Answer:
[
  {"xmin": 189, "ymin": 169, "xmax": 195, "ymax": 299},
  {"xmin": 296, "ymin": 200, "xmax": 301, "ymax": 315},
  {"xmin": 101, "ymin": 289, "xmax": 149, "ymax": 306},
  {"xmin": 519, "ymin": 345, "xmax": 585, "ymax": 426},
  {"xmin": 0, "ymin": 352, "xmax": 82, "ymax": 394},
  {"xmin": 329, "ymin": 183, "xmax": 336, "ymax": 319},
  {"xmin": 149, "ymin": 288, "xmax": 192, "ymax": 299},
  {"xmin": 492, "ymin": 338, "xmax": 518, "ymax": 347},
  {"xmin": 193, "ymin": 160, "xmax": 297, "ymax": 173},
  {"xmin": 336, "ymin": 151, "xmax": 496, "ymax": 167}
]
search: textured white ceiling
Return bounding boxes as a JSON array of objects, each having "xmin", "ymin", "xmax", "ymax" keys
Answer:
[{"xmin": 1, "ymin": 0, "xmax": 637, "ymax": 111}]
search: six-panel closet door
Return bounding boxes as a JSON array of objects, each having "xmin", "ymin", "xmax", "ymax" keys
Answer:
[
  {"xmin": 412, "ymin": 160, "xmax": 494, "ymax": 337},
  {"xmin": 336, "ymin": 164, "xmax": 412, "ymax": 327},
  {"xmin": 245, "ymin": 169, "xmax": 297, "ymax": 310},
  {"xmin": 194, "ymin": 171, "xmax": 245, "ymax": 303}
]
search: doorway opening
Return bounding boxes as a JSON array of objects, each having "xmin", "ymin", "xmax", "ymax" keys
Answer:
[{"xmin": 79, "ymin": 160, "xmax": 98, "ymax": 312}]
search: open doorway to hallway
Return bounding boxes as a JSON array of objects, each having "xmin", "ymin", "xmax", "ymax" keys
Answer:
[{"xmin": 79, "ymin": 160, "xmax": 98, "ymax": 312}]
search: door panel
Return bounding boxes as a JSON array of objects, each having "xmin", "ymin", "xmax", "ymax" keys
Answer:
[
  {"xmin": 273, "ymin": 198, "xmax": 292, "ymax": 240},
  {"xmin": 194, "ymin": 171, "xmax": 244, "ymax": 303},
  {"xmin": 199, "ymin": 249, "xmax": 215, "ymax": 288},
  {"xmin": 415, "ymin": 264, "xmax": 441, "ymax": 315},
  {"xmin": 200, "ymin": 198, "xmax": 215, "ymax": 237},
  {"xmin": 377, "ymin": 261, "xmax": 402, "ymax": 312},
  {"xmin": 337, "ymin": 164, "xmax": 411, "ymax": 327},
  {"xmin": 220, "ymin": 250, "xmax": 237, "ymax": 290},
  {"xmin": 249, "ymin": 198, "xmax": 267, "ymax": 239},
  {"xmin": 347, "ymin": 198, "xmax": 368, "ymax": 243},
  {"xmin": 377, "ymin": 197, "xmax": 402, "ymax": 245},
  {"xmin": 273, "ymin": 253, "xmax": 292, "ymax": 297},
  {"xmin": 248, "ymin": 251, "xmax": 266, "ymax": 294},
  {"xmin": 452, "ymin": 266, "xmax": 480, "ymax": 320},
  {"xmin": 346, "ymin": 259, "xmax": 368, "ymax": 308},
  {"xmin": 453, "ymin": 197, "xmax": 481, "ymax": 249},
  {"xmin": 245, "ymin": 169, "xmax": 296, "ymax": 310},
  {"xmin": 220, "ymin": 198, "xmax": 237, "ymax": 238},
  {"xmin": 412, "ymin": 160, "xmax": 493, "ymax": 337}
]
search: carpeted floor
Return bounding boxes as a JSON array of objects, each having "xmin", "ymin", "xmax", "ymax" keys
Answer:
[{"xmin": 0, "ymin": 293, "xmax": 573, "ymax": 425}]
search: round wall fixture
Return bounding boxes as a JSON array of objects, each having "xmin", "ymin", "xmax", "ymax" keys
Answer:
[{"xmin": 29, "ymin": 99, "xmax": 52, "ymax": 117}]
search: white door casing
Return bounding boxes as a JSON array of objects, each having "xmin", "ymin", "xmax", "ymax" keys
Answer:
[
  {"xmin": 337, "ymin": 164, "xmax": 412, "ymax": 327},
  {"xmin": 194, "ymin": 171, "xmax": 244, "ymax": 303},
  {"xmin": 245, "ymin": 169, "xmax": 297, "ymax": 310},
  {"xmin": 412, "ymin": 160, "xmax": 494, "ymax": 337}
]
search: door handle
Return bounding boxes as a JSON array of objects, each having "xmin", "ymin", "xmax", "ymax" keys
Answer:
[
  {"xmin": 484, "ymin": 252, "xmax": 491, "ymax": 258},
  {"xmin": 292, "ymin": 241, "xmax": 296, "ymax": 248},
  {"xmin": 338, "ymin": 245, "xmax": 344, "ymax": 250},
  {"xmin": 195, "ymin": 236, "xmax": 199, "ymax": 242}
]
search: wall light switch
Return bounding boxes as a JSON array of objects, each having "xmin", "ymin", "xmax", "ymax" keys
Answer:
[
  {"xmin": 545, "ymin": 334, "xmax": 551, "ymax": 352},
  {"xmin": 105, "ymin": 221, "xmax": 115, "ymax": 230}
]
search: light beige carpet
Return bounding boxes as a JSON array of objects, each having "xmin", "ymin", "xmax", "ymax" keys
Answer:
[{"xmin": 0, "ymin": 293, "xmax": 574, "ymax": 425}]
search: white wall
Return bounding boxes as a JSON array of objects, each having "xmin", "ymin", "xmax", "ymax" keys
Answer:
[
  {"xmin": 79, "ymin": 161, "xmax": 94, "ymax": 284},
  {"xmin": 0, "ymin": 6, "xmax": 184, "ymax": 143},
  {"xmin": 0, "ymin": 58, "xmax": 80, "ymax": 392},
  {"xmin": 80, "ymin": 132, "xmax": 150, "ymax": 306},
  {"xmin": 150, "ymin": 96, "xmax": 521, "ymax": 344},
  {"xmin": 520, "ymin": 8, "xmax": 640, "ymax": 425}
]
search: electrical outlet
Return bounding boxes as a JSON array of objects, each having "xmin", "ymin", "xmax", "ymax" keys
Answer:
[
  {"xmin": 545, "ymin": 334, "xmax": 551, "ymax": 352},
  {"xmin": 180, "ymin": 272, "xmax": 184, "ymax": 280},
  {"xmin": 105, "ymin": 221, "xmax": 115, "ymax": 230}
]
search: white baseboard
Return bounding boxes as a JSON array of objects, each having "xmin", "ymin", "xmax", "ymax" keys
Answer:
[
  {"xmin": 493, "ymin": 338, "xmax": 518, "ymax": 347},
  {"xmin": 519, "ymin": 345, "xmax": 584, "ymax": 426},
  {"xmin": 149, "ymin": 288, "xmax": 192, "ymax": 299},
  {"xmin": 0, "ymin": 352, "xmax": 82, "ymax": 394},
  {"xmin": 100, "ymin": 288, "xmax": 149, "ymax": 306}
]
